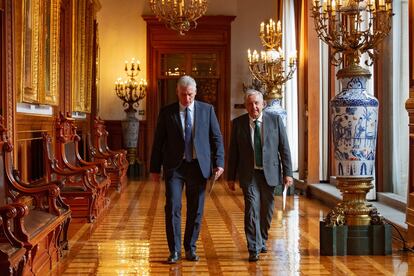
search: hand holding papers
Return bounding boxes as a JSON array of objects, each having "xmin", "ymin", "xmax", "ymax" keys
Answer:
[
  {"xmin": 206, "ymin": 177, "xmax": 216, "ymax": 194},
  {"xmin": 282, "ymin": 184, "xmax": 288, "ymax": 211},
  {"xmin": 282, "ymin": 176, "xmax": 294, "ymax": 211},
  {"xmin": 207, "ymin": 167, "xmax": 224, "ymax": 194}
]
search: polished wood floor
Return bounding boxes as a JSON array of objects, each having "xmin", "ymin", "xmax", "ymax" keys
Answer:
[{"xmin": 51, "ymin": 180, "xmax": 414, "ymax": 275}]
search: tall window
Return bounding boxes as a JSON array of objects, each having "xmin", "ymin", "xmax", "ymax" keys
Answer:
[
  {"xmin": 283, "ymin": 0, "xmax": 298, "ymax": 171},
  {"xmin": 391, "ymin": 0, "xmax": 409, "ymax": 197}
]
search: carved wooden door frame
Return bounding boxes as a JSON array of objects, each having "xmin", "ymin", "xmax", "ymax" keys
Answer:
[{"xmin": 143, "ymin": 15, "xmax": 235, "ymax": 172}]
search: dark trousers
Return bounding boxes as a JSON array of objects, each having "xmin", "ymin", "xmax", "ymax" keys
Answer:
[
  {"xmin": 241, "ymin": 169, "xmax": 275, "ymax": 253},
  {"xmin": 164, "ymin": 160, "xmax": 206, "ymax": 253}
]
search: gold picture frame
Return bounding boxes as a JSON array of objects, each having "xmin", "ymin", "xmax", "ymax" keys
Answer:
[
  {"xmin": 72, "ymin": 0, "xmax": 94, "ymax": 113},
  {"xmin": 15, "ymin": 0, "xmax": 59, "ymax": 106}
]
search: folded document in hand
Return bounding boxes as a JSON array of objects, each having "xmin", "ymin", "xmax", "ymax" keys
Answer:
[
  {"xmin": 206, "ymin": 177, "xmax": 216, "ymax": 194},
  {"xmin": 282, "ymin": 185, "xmax": 287, "ymax": 211}
]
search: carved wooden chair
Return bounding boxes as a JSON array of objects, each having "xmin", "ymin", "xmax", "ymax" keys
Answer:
[
  {"xmin": 89, "ymin": 117, "xmax": 128, "ymax": 191},
  {"xmin": 0, "ymin": 203, "xmax": 27, "ymax": 275},
  {"xmin": 43, "ymin": 112, "xmax": 110, "ymax": 222},
  {"xmin": 0, "ymin": 117, "xmax": 71, "ymax": 275}
]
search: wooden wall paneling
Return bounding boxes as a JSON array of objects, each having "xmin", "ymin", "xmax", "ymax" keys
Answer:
[
  {"xmin": 103, "ymin": 120, "xmax": 123, "ymax": 151},
  {"xmin": 15, "ymin": 113, "xmax": 54, "ymax": 182},
  {"xmin": 74, "ymin": 115, "xmax": 92, "ymax": 160},
  {"xmin": 143, "ymin": 15, "xmax": 235, "ymax": 173},
  {"xmin": 406, "ymin": 0, "xmax": 414, "ymax": 248},
  {"xmin": 297, "ymin": 0, "xmax": 320, "ymax": 185}
]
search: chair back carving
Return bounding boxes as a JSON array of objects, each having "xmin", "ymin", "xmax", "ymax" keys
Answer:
[
  {"xmin": 92, "ymin": 116, "xmax": 128, "ymax": 167},
  {"xmin": 55, "ymin": 113, "xmax": 82, "ymax": 167},
  {"xmin": 0, "ymin": 116, "xmax": 65, "ymax": 216},
  {"xmin": 93, "ymin": 117, "xmax": 110, "ymax": 153},
  {"xmin": 90, "ymin": 117, "xmax": 128, "ymax": 191},
  {"xmin": 0, "ymin": 118, "xmax": 10, "ymax": 207},
  {"xmin": 0, "ymin": 117, "xmax": 36, "ymax": 204},
  {"xmin": 42, "ymin": 133, "xmax": 58, "ymax": 184}
]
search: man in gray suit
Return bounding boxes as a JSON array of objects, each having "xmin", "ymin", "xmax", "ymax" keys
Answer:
[
  {"xmin": 227, "ymin": 89, "xmax": 293, "ymax": 262},
  {"xmin": 150, "ymin": 75, "xmax": 224, "ymax": 264}
]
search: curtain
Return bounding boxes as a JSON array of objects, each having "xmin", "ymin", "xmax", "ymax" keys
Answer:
[
  {"xmin": 282, "ymin": 0, "xmax": 299, "ymax": 171},
  {"xmin": 391, "ymin": 0, "xmax": 409, "ymax": 197}
]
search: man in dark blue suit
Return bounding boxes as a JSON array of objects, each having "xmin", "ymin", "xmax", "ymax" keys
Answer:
[
  {"xmin": 227, "ymin": 89, "xmax": 293, "ymax": 262},
  {"xmin": 150, "ymin": 75, "xmax": 224, "ymax": 264}
]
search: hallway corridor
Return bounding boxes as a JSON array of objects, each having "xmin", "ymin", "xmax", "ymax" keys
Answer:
[{"xmin": 50, "ymin": 181, "xmax": 413, "ymax": 275}]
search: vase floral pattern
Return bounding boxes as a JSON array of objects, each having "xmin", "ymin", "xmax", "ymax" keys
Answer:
[
  {"xmin": 331, "ymin": 76, "xmax": 378, "ymax": 178},
  {"xmin": 265, "ymin": 98, "xmax": 287, "ymax": 126}
]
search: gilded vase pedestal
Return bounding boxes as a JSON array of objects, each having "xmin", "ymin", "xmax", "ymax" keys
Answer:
[{"xmin": 320, "ymin": 65, "xmax": 391, "ymax": 256}]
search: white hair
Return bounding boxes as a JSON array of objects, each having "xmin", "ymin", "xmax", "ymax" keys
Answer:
[
  {"xmin": 177, "ymin": 75, "xmax": 197, "ymax": 91},
  {"xmin": 244, "ymin": 89, "xmax": 264, "ymax": 102}
]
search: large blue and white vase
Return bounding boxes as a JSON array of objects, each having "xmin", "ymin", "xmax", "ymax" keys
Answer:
[
  {"xmin": 265, "ymin": 98, "xmax": 287, "ymax": 127},
  {"xmin": 121, "ymin": 108, "xmax": 139, "ymax": 164},
  {"xmin": 331, "ymin": 67, "xmax": 378, "ymax": 178}
]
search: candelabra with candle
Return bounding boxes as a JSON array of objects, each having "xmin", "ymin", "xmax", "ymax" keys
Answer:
[
  {"xmin": 247, "ymin": 19, "xmax": 296, "ymax": 125},
  {"xmin": 114, "ymin": 58, "xmax": 147, "ymax": 165},
  {"xmin": 312, "ymin": 0, "xmax": 393, "ymax": 255}
]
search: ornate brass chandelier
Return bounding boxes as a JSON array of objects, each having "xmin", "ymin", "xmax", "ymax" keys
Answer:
[
  {"xmin": 247, "ymin": 19, "xmax": 296, "ymax": 101},
  {"xmin": 149, "ymin": 0, "xmax": 208, "ymax": 35}
]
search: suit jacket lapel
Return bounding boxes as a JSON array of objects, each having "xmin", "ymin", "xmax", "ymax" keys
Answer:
[
  {"xmin": 241, "ymin": 114, "xmax": 253, "ymax": 150},
  {"xmin": 263, "ymin": 112, "xmax": 272, "ymax": 146},
  {"xmin": 194, "ymin": 101, "xmax": 199, "ymax": 139},
  {"xmin": 172, "ymin": 103, "xmax": 184, "ymax": 140}
]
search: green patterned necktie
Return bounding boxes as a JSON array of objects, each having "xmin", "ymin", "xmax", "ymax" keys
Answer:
[{"xmin": 254, "ymin": 120, "xmax": 263, "ymax": 167}]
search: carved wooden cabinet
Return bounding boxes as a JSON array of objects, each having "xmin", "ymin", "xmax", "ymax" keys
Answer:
[{"xmin": 143, "ymin": 15, "xmax": 235, "ymax": 170}]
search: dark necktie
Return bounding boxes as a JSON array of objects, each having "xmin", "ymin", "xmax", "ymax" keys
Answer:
[
  {"xmin": 254, "ymin": 120, "xmax": 263, "ymax": 167},
  {"xmin": 184, "ymin": 107, "xmax": 193, "ymax": 162}
]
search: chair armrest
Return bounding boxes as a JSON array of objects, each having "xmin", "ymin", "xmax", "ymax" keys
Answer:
[
  {"xmin": 8, "ymin": 170, "xmax": 62, "ymax": 216},
  {"xmin": 0, "ymin": 203, "xmax": 28, "ymax": 247},
  {"xmin": 50, "ymin": 160, "xmax": 99, "ymax": 191}
]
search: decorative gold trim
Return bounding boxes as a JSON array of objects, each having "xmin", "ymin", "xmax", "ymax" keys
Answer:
[
  {"xmin": 21, "ymin": 0, "xmax": 39, "ymax": 103},
  {"xmin": 336, "ymin": 64, "xmax": 372, "ymax": 80},
  {"xmin": 45, "ymin": 0, "xmax": 59, "ymax": 105},
  {"xmin": 324, "ymin": 177, "xmax": 385, "ymax": 226},
  {"xmin": 71, "ymin": 0, "xmax": 93, "ymax": 113}
]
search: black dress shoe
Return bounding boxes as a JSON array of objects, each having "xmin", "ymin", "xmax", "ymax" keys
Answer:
[
  {"xmin": 167, "ymin": 252, "xmax": 181, "ymax": 264},
  {"xmin": 185, "ymin": 250, "xmax": 200, "ymax": 261},
  {"xmin": 248, "ymin": 252, "xmax": 259, "ymax": 262},
  {"xmin": 261, "ymin": 246, "xmax": 268, "ymax": 253}
]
